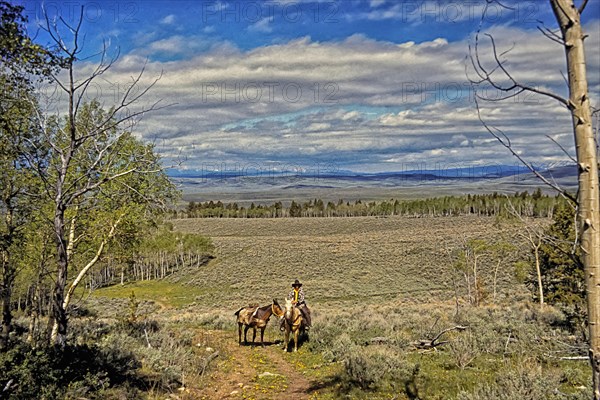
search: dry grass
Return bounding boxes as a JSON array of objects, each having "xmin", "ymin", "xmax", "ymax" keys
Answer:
[
  {"xmin": 85, "ymin": 215, "xmax": 590, "ymax": 399},
  {"xmin": 171, "ymin": 215, "xmax": 526, "ymax": 313}
]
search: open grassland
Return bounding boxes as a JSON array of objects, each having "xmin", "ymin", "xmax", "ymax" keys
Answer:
[
  {"xmin": 169, "ymin": 215, "xmax": 526, "ymax": 311},
  {"xmin": 89, "ymin": 215, "xmax": 590, "ymax": 399}
]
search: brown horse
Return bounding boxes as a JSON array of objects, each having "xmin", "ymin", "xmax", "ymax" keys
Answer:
[
  {"xmin": 282, "ymin": 298, "xmax": 305, "ymax": 352},
  {"xmin": 234, "ymin": 299, "xmax": 283, "ymax": 347}
]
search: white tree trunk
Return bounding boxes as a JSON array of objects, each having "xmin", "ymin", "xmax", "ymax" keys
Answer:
[{"xmin": 550, "ymin": 1, "xmax": 600, "ymax": 396}]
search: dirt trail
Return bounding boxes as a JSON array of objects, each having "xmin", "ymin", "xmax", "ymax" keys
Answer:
[
  {"xmin": 263, "ymin": 345, "xmax": 311, "ymax": 399},
  {"xmin": 191, "ymin": 329, "xmax": 312, "ymax": 400}
]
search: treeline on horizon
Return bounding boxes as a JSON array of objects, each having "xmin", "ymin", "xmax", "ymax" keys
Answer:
[{"xmin": 178, "ymin": 188, "xmax": 565, "ymax": 219}]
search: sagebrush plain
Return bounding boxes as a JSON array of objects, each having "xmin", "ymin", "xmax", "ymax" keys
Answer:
[{"xmin": 87, "ymin": 215, "xmax": 591, "ymax": 399}]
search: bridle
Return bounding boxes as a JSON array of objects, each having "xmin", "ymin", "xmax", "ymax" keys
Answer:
[
  {"xmin": 272, "ymin": 303, "xmax": 283, "ymax": 318},
  {"xmin": 284, "ymin": 303, "xmax": 302, "ymax": 328}
]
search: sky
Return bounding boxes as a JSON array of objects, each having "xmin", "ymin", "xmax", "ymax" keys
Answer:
[{"xmin": 17, "ymin": 0, "xmax": 600, "ymax": 173}]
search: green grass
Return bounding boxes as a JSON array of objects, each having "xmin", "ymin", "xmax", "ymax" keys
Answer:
[
  {"xmin": 406, "ymin": 352, "xmax": 500, "ymax": 399},
  {"xmin": 92, "ymin": 280, "xmax": 222, "ymax": 308}
]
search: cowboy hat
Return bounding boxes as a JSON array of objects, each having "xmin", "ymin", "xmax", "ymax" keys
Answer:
[{"xmin": 291, "ymin": 279, "xmax": 302, "ymax": 287}]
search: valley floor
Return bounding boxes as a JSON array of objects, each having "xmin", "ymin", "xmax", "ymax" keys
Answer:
[{"xmin": 90, "ymin": 215, "xmax": 589, "ymax": 399}]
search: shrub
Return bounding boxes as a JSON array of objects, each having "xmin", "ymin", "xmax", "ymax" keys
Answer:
[
  {"xmin": 447, "ymin": 329, "xmax": 479, "ymax": 370},
  {"xmin": 328, "ymin": 333, "xmax": 414, "ymax": 393},
  {"xmin": 456, "ymin": 364, "xmax": 591, "ymax": 400},
  {"xmin": 0, "ymin": 342, "xmax": 142, "ymax": 400}
]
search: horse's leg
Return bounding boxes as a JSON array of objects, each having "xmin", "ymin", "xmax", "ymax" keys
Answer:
[
  {"xmin": 283, "ymin": 328, "xmax": 289, "ymax": 351},
  {"xmin": 260, "ymin": 327, "xmax": 265, "ymax": 347},
  {"xmin": 238, "ymin": 323, "xmax": 242, "ymax": 345},
  {"xmin": 244, "ymin": 325, "xmax": 250, "ymax": 345},
  {"xmin": 294, "ymin": 328, "xmax": 299, "ymax": 352},
  {"xmin": 252, "ymin": 327, "xmax": 257, "ymax": 346}
]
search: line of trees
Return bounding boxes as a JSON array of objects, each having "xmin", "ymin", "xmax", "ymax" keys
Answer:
[
  {"xmin": 86, "ymin": 224, "xmax": 213, "ymax": 289},
  {"xmin": 11, "ymin": 221, "xmax": 213, "ymax": 346},
  {"xmin": 180, "ymin": 189, "xmax": 566, "ymax": 219}
]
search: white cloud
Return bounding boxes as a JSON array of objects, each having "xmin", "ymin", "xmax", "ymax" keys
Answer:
[
  {"xmin": 160, "ymin": 14, "xmax": 176, "ymax": 25},
  {"xmin": 65, "ymin": 21, "xmax": 599, "ymax": 171},
  {"xmin": 369, "ymin": 0, "xmax": 387, "ymax": 8},
  {"xmin": 134, "ymin": 35, "xmax": 214, "ymax": 57},
  {"xmin": 148, "ymin": 36, "xmax": 185, "ymax": 54},
  {"xmin": 307, "ymin": 122, "xmax": 331, "ymax": 131},
  {"xmin": 248, "ymin": 18, "xmax": 273, "ymax": 33}
]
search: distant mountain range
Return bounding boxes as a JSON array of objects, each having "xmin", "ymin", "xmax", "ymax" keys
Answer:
[
  {"xmin": 168, "ymin": 164, "xmax": 578, "ymax": 202},
  {"xmin": 168, "ymin": 164, "xmax": 531, "ymax": 179}
]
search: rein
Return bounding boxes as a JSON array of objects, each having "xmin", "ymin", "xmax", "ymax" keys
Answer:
[{"xmin": 272, "ymin": 303, "xmax": 283, "ymax": 318}]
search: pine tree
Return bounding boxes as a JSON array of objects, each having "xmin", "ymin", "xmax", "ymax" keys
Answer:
[{"xmin": 538, "ymin": 203, "xmax": 584, "ymax": 307}]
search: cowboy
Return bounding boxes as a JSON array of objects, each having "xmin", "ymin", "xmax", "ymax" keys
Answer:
[{"xmin": 286, "ymin": 279, "xmax": 311, "ymax": 330}]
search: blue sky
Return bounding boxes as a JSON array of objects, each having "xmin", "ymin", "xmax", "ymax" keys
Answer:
[{"xmin": 18, "ymin": 0, "xmax": 600, "ymax": 172}]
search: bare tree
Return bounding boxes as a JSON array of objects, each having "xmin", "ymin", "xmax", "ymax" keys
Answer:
[
  {"xmin": 505, "ymin": 200, "xmax": 547, "ymax": 307},
  {"xmin": 469, "ymin": 0, "xmax": 600, "ymax": 395},
  {"xmin": 29, "ymin": 7, "xmax": 170, "ymax": 346}
]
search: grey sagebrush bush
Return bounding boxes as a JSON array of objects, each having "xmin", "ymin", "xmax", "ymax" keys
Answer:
[{"xmin": 456, "ymin": 364, "xmax": 590, "ymax": 400}]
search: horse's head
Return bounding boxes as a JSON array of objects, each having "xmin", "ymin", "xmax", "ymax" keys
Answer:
[
  {"xmin": 284, "ymin": 298, "xmax": 294, "ymax": 319},
  {"xmin": 272, "ymin": 299, "xmax": 284, "ymax": 318}
]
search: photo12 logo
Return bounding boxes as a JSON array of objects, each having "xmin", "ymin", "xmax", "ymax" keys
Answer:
[
  {"xmin": 400, "ymin": 81, "xmax": 541, "ymax": 105},
  {"xmin": 398, "ymin": 1, "xmax": 539, "ymax": 24},
  {"xmin": 200, "ymin": 1, "xmax": 339, "ymax": 24},
  {"xmin": 35, "ymin": 78, "xmax": 142, "ymax": 113},
  {"xmin": 20, "ymin": 1, "xmax": 140, "ymax": 24},
  {"xmin": 199, "ymin": 81, "xmax": 339, "ymax": 104}
]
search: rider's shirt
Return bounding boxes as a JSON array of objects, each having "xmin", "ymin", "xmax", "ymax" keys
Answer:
[{"xmin": 287, "ymin": 287, "xmax": 305, "ymax": 303}]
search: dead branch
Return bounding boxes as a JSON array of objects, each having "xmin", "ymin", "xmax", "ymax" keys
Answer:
[
  {"xmin": 200, "ymin": 351, "xmax": 219, "ymax": 376},
  {"xmin": 556, "ymin": 356, "xmax": 589, "ymax": 360},
  {"xmin": 468, "ymin": 23, "xmax": 569, "ymax": 107},
  {"xmin": 414, "ymin": 325, "xmax": 468, "ymax": 350},
  {"xmin": 546, "ymin": 134, "xmax": 578, "ymax": 164},
  {"xmin": 143, "ymin": 328, "xmax": 152, "ymax": 349},
  {"xmin": 474, "ymin": 96, "xmax": 577, "ymax": 204},
  {"xmin": 578, "ymin": 0, "xmax": 589, "ymax": 13}
]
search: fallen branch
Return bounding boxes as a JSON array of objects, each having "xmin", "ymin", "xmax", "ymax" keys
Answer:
[
  {"xmin": 200, "ymin": 351, "xmax": 219, "ymax": 376},
  {"xmin": 546, "ymin": 355, "xmax": 589, "ymax": 361},
  {"xmin": 3, "ymin": 379, "xmax": 14, "ymax": 393},
  {"xmin": 144, "ymin": 328, "xmax": 152, "ymax": 349},
  {"xmin": 414, "ymin": 325, "xmax": 468, "ymax": 350}
]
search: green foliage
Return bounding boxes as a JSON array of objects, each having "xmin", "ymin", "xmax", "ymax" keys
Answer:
[
  {"xmin": 0, "ymin": 1, "xmax": 61, "ymax": 79},
  {"xmin": 337, "ymin": 339, "xmax": 413, "ymax": 392},
  {"xmin": 127, "ymin": 291, "xmax": 139, "ymax": 323},
  {"xmin": 450, "ymin": 237, "xmax": 517, "ymax": 306},
  {"xmin": 289, "ymin": 200, "xmax": 302, "ymax": 217},
  {"xmin": 0, "ymin": 297, "xmax": 198, "ymax": 398},
  {"xmin": 514, "ymin": 260, "xmax": 530, "ymax": 283},
  {"xmin": 1, "ymin": 0, "xmax": 61, "ymax": 349},
  {"xmin": 301, "ymin": 302, "xmax": 588, "ymax": 399},
  {"xmin": 85, "ymin": 223, "xmax": 214, "ymax": 287},
  {"xmin": 183, "ymin": 191, "xmax": 565, "ymax": 219},
  {"xmin": 0, "ymin": 342, "xmax": 142, "ymax": 399},
  {"xmin": 537, "ymin": 203, "xmax": 584, "ymax": 307}
]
